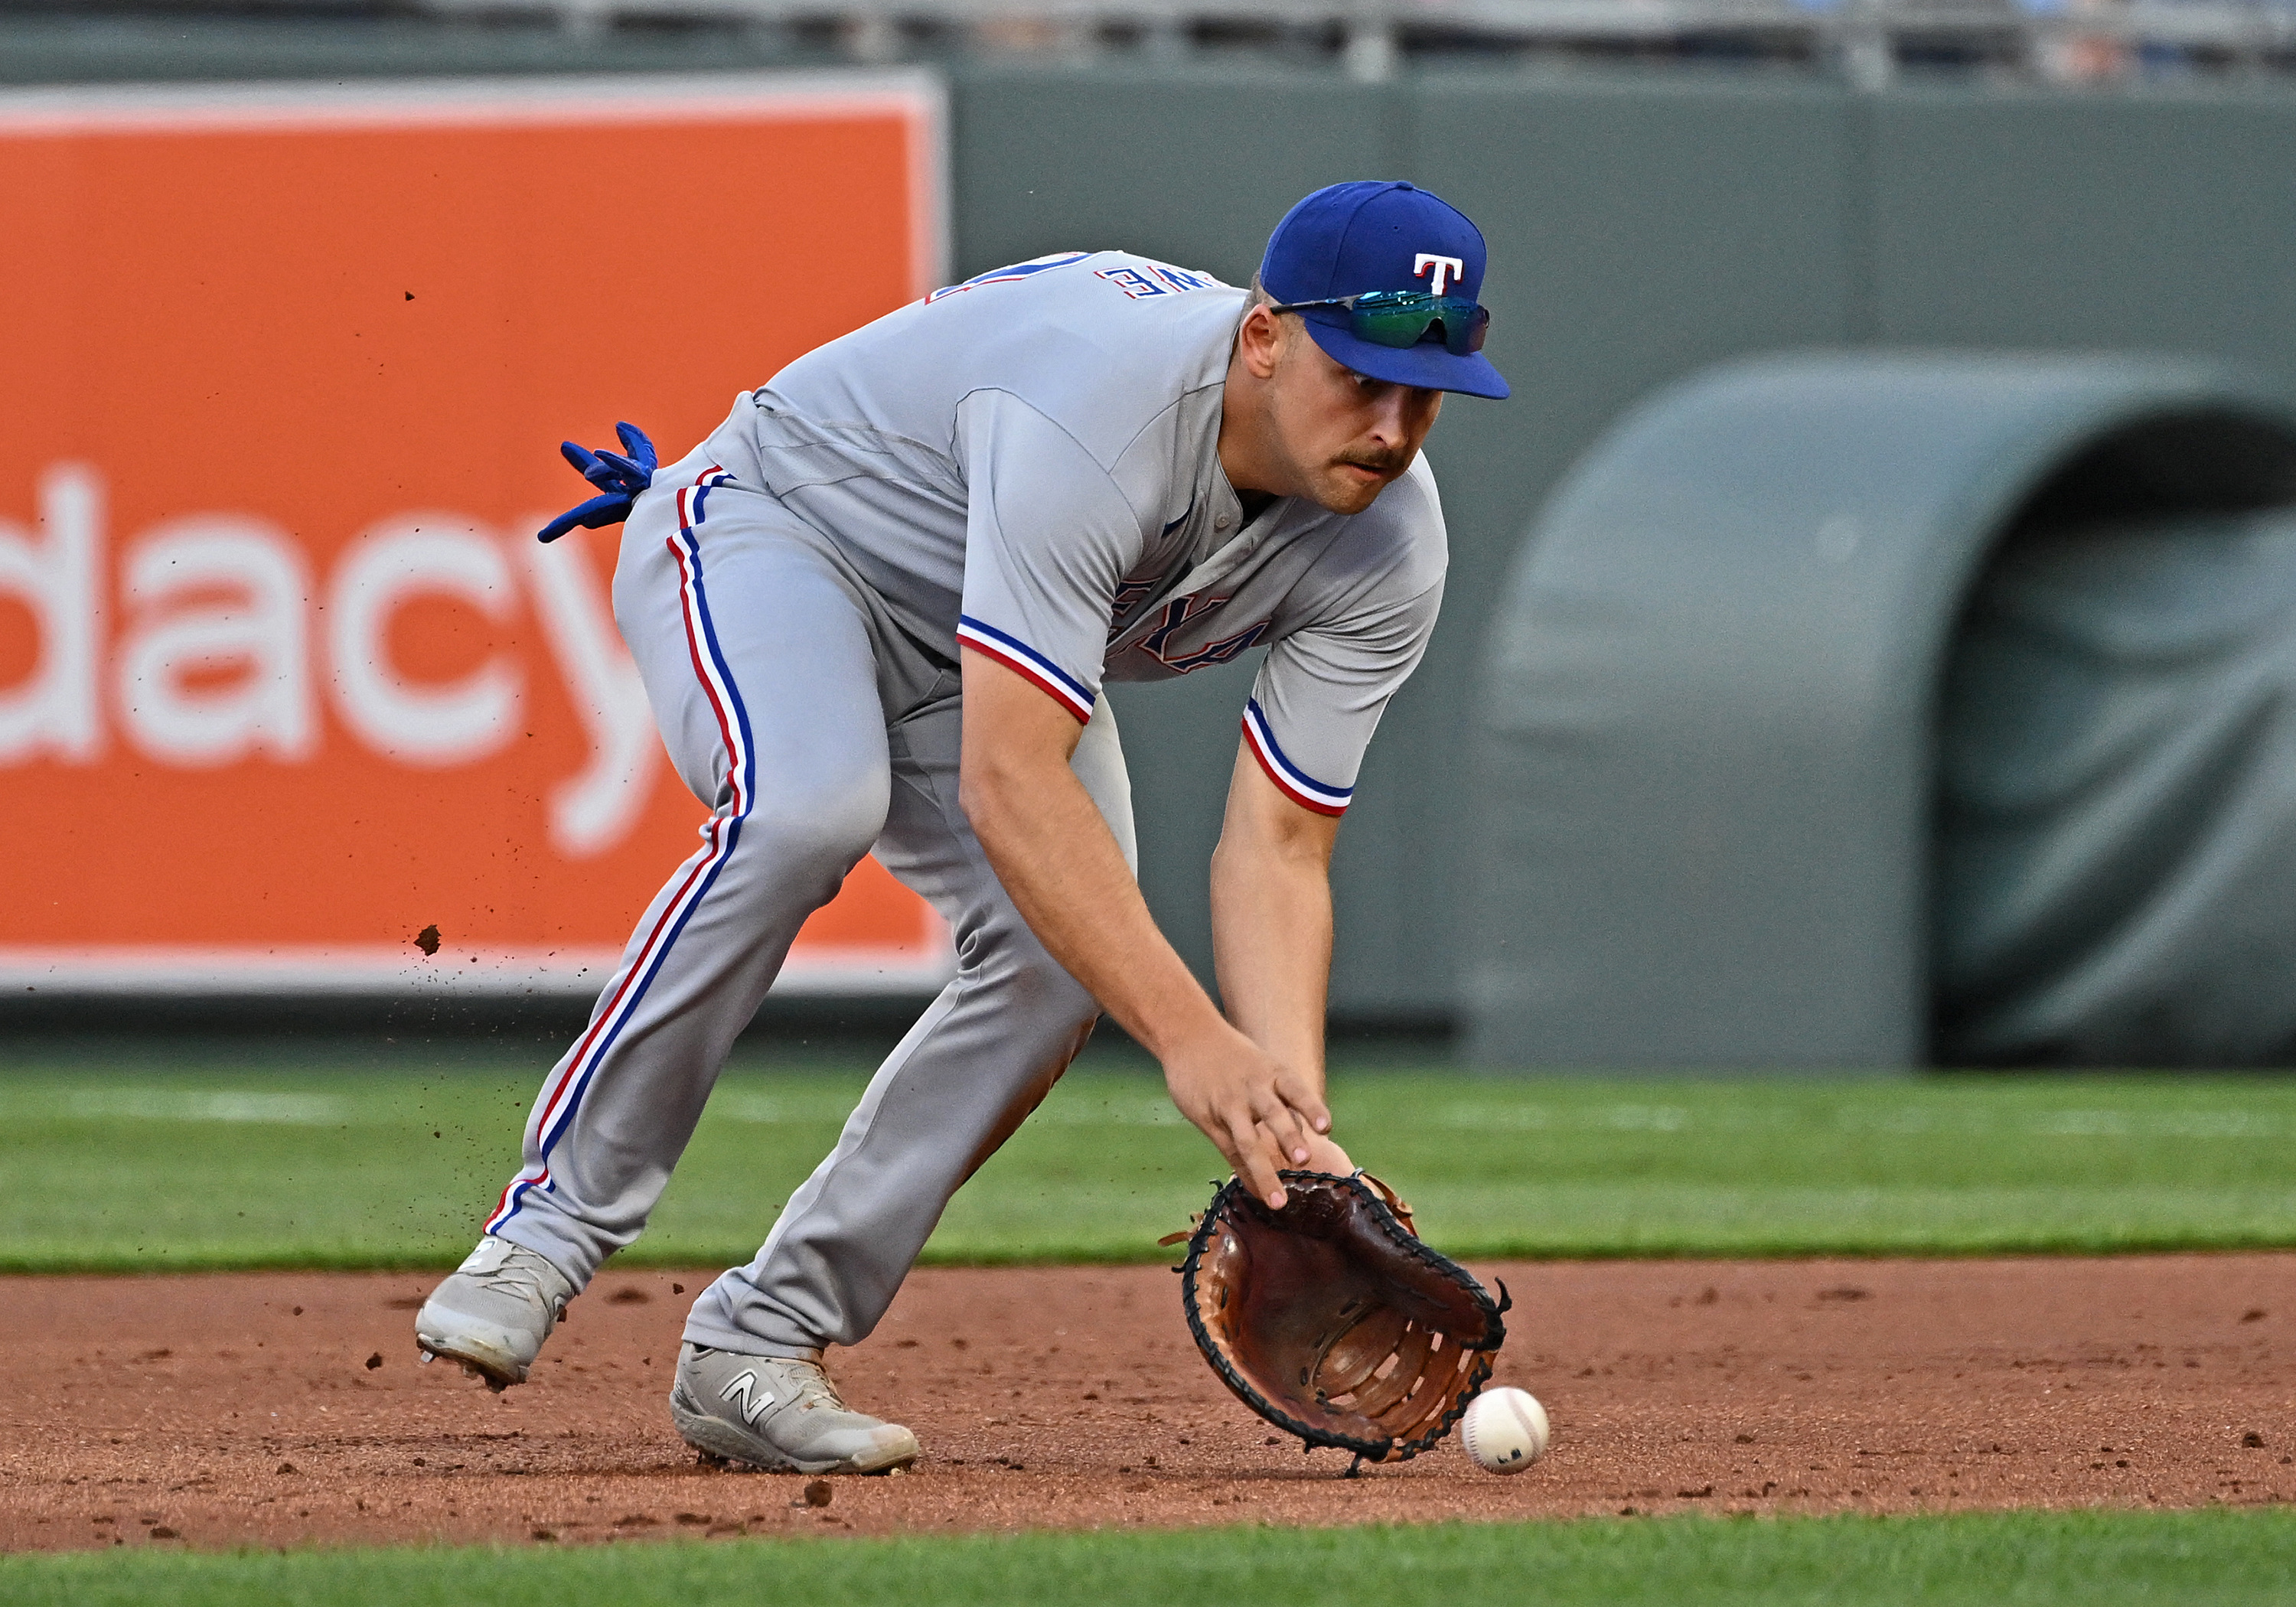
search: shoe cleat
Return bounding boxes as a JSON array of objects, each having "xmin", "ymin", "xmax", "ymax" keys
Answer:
[{"xmin": 414, "ymin": 1237, "xmax": 577, "ymax": 1390}]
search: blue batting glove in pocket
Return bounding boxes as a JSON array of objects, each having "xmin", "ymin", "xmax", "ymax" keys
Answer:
[{"xmin": 536, "ymin": 422, "xmax": 658, "ymax": 543}]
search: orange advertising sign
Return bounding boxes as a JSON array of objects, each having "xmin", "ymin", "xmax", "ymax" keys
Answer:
[{"xmin": 0, "ymin": 73, "xmax": 951, "ymax": 996}]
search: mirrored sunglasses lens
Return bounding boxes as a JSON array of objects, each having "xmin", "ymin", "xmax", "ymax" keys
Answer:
[
  {"xmin": 1347, "ymin": 297, "xmax": 1489, "ymax": 355},
  {"xmin": 1351, "ymin": 307, "xmax": 1440, "ymax": 349}
]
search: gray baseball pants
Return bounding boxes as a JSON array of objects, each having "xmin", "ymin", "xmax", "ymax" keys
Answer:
[{"xmin": 484, "ymin": 451, "xmax": 1134, "ymax": 1357}]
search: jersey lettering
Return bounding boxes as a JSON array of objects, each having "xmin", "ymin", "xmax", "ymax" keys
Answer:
[
  {"xmin": 1153, "ymin": 265, "xmax": 1219, "ymax": 292},
  {"xmin": 1109, "ymin": 576, "xmax": 1161, "ymax": 628},
  {"xmin": 1139, "ymin": 595, "xmax": 1271, "ymax": 673},
  {"xmin": 1095, "ymin": 266, "xmax": 1168, "ymax": 300},
  {"xmin": 1095, "ymin": 264, "xmax": 1225, "ymax": 301}
]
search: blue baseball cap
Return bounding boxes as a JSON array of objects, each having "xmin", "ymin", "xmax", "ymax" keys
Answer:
[{"xmin": 1258, "ymin": 181, "xmax": 1509, "ymax": 401}]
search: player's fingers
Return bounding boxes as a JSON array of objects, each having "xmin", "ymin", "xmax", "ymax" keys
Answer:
[
  {"xmin": 1186, "ymin": 1100, "xmax": 1248, "ymax": 1175},
  {"xmin": 538, "ymin": 492, "xmax": 624, "ymax": 544},
  {"xmin": 1254, "ymin": 1117, "xmax": 1313, "ymax": 1175},
  {"xmin": 1252, "ymin": 1097, "xmax": 1314, "ymax": 1168},
  {"xmin": 614, "ymin": 421, "xmax": 658, "ymax": 471},
  {"xmin": 1272, "ymin": 1070, "xmax": 1332, "ymax": 1136},
  {"xmin": 1224, "ymin": 1108, "xmax": 1289, "ymax": 1211}
]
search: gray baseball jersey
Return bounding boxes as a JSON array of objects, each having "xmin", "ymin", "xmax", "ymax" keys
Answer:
[
  {"xmin": 478, "ymin": 248, "xmax": 1448, "ymax": 1363},
  {"xmin": 694, "ymin": 248, "xmax": 1448, "ymax": 813}
]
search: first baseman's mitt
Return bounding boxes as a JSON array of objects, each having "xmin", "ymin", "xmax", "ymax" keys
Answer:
[{"xmin": 1173, "ymin": 1170, "xmax": 1508, "ymax": 1464}]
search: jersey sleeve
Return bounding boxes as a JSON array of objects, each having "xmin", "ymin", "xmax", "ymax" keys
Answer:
[
  {"xmin": 954, "ymin": 389, "xmax": 1145, "ymax": 722},
  {"xmin": 1242, "ymin": 572, "xmax": 1443, "ymax": 817}
]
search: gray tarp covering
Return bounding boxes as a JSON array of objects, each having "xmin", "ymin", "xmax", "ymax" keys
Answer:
[
  {"xmin": 1466, "ymin": 352, "xmax": 2296, "ymax": 1070},
  {"xmin": 1936, "ymin": 511, "xmax": 2296, "ymax": 1065}
]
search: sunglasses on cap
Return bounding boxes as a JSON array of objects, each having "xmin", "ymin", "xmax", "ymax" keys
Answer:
[{"xmin": 1267, "ymin": 288, "xmax": 1492, "ymax": 356}]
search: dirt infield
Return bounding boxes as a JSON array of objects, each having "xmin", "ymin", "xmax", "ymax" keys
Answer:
[{"xmin": 2, "ymin": 1255, "xmax": 2290, "ymax": 1551}]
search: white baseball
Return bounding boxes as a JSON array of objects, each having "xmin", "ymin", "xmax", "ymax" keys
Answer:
[{"xmin": 1460, "ymin": 1387, "xmax": 1551, "ymax": 1474}]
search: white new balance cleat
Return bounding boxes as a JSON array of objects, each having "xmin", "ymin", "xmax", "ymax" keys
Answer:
[
  {"xmin": 670, "ymin": 1343, "xmax": 920, "ymax": 1475},
  {"xmin": 414, "ymin": 1237, "xmax": 576, "ymax": 1390}
]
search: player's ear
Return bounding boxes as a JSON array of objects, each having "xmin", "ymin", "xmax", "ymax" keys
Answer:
[{"xmin": 1237, "ymin": 305, "xmax": 1286, "ymax": 380}]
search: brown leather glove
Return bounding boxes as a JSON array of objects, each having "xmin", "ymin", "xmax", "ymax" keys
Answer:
[{"xmin": 1174, "ymin": 1170, "xmax": 1509, "ymax": 1463}]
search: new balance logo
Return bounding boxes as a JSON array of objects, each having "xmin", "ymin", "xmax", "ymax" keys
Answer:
[{"xmin": 720, "ymin": 1369, "xmax": 775, "ymax": 1424}]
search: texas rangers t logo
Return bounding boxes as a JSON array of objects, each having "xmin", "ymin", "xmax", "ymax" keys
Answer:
[{"xmin": 1414, "ymin": 253, "xmax": 1465, "ymax": 295}]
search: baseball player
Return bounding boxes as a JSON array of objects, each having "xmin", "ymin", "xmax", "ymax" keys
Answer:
[{"xmin": 415, "ymin": 180, "xmax": 1509, "ymax": 1475}]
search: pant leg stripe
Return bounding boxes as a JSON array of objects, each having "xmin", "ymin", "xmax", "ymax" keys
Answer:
[
  {"xmin": 530, "ymin": 480, "xmax": 755, "ymax": 1152},
  {"xmin": 529, "ymin": 523, "xmax": 753, "ymax": 1160},
  {"xmin": 484, "ymin": 465, "xmax": 752, "ymax": 1234}
]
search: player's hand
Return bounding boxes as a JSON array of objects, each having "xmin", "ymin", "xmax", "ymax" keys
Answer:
[
  {"xmin": 1288, "ymin": 1129, "xmax": 1355, "ymax": 1175},
  {"xmin": 1161, "ymin": 1025, "xmax": 1332, "ymax": 1211}
]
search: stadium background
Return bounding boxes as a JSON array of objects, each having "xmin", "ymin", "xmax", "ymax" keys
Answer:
[
  {"xmin": 7, "ymin": 9, "xmax": 2295, "ymax": 1048},
  {"xmin": 3, "ymin": 8, "xmax": 2294, "ymax": 1599}
]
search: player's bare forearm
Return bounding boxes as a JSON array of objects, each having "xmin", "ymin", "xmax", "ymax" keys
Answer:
[
  {"xmin": 1211, "ymin": 739, "xmax": 1355, "ymax": 1174},
  {"xmin": 1212, "ymin": 740, "xmax": 1336, "ymax": 1077},
  {"xmin": 958, "ymin": 653, "xmax": 1329, "ymax": 1207}
]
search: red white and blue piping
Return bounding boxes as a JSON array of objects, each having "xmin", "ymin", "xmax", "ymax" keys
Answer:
[
  {"xmin": 956, "ymin": 614, "xmax": 1097, "ymax": 723},
  {"xmin": 1241, "ymin": 697, "xmax": 1351, "ymax": 817}
]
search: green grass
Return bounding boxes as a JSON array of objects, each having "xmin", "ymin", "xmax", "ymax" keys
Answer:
[
  {"xmin": 1, "ymin": 1045, "xmax": 2293, "ymax": 1271},
  {"xmin": 3, "ymin": 1510, "xmax": 2292, "ymax": 1606}
]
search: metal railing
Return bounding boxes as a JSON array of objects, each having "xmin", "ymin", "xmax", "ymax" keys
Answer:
[{"xmin": 413, "ymin": 0, "xmax": 2296, "ymax": 83}]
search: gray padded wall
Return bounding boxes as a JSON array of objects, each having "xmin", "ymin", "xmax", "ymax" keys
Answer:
[
  {"xmin": 1382, "ymin": 74, "xmax": 1861, "ymax": 1016},
  {"xmin": 1872, "ymin": 90, "xmax": 2296, "ymax": 384}
]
